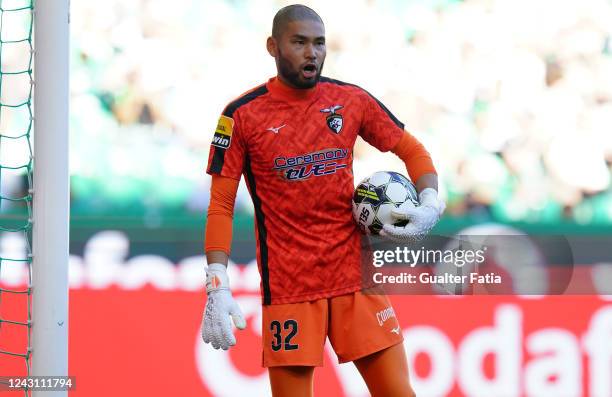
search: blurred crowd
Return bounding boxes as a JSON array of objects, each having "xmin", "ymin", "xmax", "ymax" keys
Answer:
[{"xmin": 5, "ymin": 0, "xmax": 612, "ymax": 225}]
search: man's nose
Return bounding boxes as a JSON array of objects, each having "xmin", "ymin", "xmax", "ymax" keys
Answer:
[{"xmin": 304, "ymin": 43, "xmax": 316, "ymax": 59}]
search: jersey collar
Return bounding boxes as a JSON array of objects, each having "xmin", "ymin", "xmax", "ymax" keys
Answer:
[{"xmin": 267, "ymin": 76, "xmax": 320, "ymax": 103}]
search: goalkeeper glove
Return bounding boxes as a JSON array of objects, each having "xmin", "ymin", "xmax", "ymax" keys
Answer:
[
  {"xmin": 380, "ymin": 188, "xmax": 446, "ymax": 242},
  {"xmin": 201, "ymin": 263, "xmax": 246, "ymax": 350}
]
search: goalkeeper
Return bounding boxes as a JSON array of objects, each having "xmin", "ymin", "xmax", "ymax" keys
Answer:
[{"xmin": 201, "ymin": 4, "xmax": 444, "ymax": 397}]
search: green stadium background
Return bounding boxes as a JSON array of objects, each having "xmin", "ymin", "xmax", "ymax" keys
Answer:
[{"xmin": 63, "ymin": 0, "xmax": 612, "ymax": 262}]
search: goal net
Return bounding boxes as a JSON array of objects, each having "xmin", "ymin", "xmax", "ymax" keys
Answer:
[{"xmin": 0, "ymin": 0, "xmax": 35, "ymax": 393}]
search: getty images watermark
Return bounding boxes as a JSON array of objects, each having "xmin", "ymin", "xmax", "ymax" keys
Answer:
[
  {"xmin": 370, "ymin": 245, "xmax": 499, "ymax": 286},
  {"xmin": 361, "ymin": 233, "xmax": 611, "ymax": 295}
]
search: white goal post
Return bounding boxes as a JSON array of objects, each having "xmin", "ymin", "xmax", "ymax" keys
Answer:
[{"xmin": 32, "ymin": 1, "xmax": 70, "ymax": 396}]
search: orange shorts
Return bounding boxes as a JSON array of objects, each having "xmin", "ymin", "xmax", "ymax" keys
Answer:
[{"xmin": 261, "ymin": 288, "xmax": 403, "ymax": 367}]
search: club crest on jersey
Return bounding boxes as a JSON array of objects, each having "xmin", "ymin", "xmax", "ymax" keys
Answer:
[
  {"xmin": 211, "ymin": 115, "xmax": 234, "ymax": 149},
  {"xmin": 320, "ymin": 105, "xmax": 344, "ymax": 134}
]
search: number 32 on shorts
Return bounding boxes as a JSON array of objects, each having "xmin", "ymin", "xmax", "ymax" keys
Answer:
[{"xmin": 270, "ymin": 319, "xmax": 298, "ymax": 351}]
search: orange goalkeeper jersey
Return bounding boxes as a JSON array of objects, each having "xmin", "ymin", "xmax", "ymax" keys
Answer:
[{"xmin": 207, "ymin": 77, "xmax": 431, "ymax": 305}]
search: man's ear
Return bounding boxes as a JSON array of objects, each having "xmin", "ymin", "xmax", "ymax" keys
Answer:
[{"xmin": 266, "ymin": 36, "xmax": 278, "ymax": 57}]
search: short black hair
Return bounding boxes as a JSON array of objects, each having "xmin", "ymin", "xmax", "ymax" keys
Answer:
[{"xmin": 272, "ymin": 4, "xmax": 324, "ymax": 39}]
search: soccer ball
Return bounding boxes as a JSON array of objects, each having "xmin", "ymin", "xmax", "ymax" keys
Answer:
[{"xmin": 352, "ymin": 171, "xmax": 419, "ymax": 235}]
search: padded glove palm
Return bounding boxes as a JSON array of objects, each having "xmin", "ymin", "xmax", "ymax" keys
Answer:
[{"xmin": 380, "ymin": 188, "xmax": 445, "ymax": 243}]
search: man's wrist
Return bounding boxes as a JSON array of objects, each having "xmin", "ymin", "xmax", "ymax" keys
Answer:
[{"xmin": 206, "ymin": 262, "xmax": 230, "ymax": 292}]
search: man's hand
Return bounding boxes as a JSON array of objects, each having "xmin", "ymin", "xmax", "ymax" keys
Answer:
[
  {"xmin": 201, "ymin": 263, "xmax": 246, "ymax": 350},
  {"xmin": 380, "ymin": 188, "xmax": 446, "ymax": 242}
]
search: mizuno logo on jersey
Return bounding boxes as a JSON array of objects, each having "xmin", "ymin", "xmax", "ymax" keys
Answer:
[
  {"xmin": 267, "ymin": 124, "xmax": 286, "ymax": 134},
  {"xmin": 211, "ymin": 115, "xmax": 234, "ymax": 149},
  {"xmin": 273, "ymin": 148, "xmax": 349, "ymax": 181}
]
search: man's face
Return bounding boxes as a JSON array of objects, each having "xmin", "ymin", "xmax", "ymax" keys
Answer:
[{"xmin": 273, "ymin": 20, "xmax": 326, "ymax": 89}]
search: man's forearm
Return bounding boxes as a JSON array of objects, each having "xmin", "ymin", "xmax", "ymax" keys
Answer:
[{"xmin": 204, "ymin": 175, "xmax": 239, "ymax": 264}]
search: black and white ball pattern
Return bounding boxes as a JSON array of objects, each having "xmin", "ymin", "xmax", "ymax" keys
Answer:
[{"xmin": 352, "ymin": 171, "xmax": 419, "ymax": 235}]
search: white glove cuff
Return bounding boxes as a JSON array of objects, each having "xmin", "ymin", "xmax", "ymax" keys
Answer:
[
  {"xmin": 418, "ymin": 188, "xmax": 439, "ymax": 207},
  {"xmin": 206, "ymin": 263, "xmax": 230, "ymax": 293},
  {"xmin": 419, "ymin": 188, "xmax": 446, "ymax": 218}
]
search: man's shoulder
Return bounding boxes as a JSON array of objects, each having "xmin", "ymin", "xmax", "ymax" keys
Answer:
[
  {"xmin": 222, "ymin": 82, "xmax": 270, "ymax": 118},
  {"xmin": 320, "ymin": 77, "xmax": 404, "ymax": 128},
  {"xmin": 319, "ymin": 76, "xmax": 363, "ymax": 91},
  {"xmin": 319, "ymin": 76, "xmax": 371, "ymax": 100}
]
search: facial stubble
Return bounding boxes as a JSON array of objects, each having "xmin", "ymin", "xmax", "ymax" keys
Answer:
[{"xmin": 277, "ymin": 47, "xmax": 324, "ymax": 89}]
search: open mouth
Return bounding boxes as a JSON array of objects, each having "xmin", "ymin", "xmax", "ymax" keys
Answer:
[{"xmin": 302, "ymin": 64, "xmax": 317, "ymax": 79}]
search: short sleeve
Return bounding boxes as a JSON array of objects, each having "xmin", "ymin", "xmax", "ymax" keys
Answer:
[
  {"xmin": 206, "ymin": 108, "xmax": 246, "ymax": 180},
  {"xmin": 359, "ymin": 91, "xmax": 405, "ymax": 152}
]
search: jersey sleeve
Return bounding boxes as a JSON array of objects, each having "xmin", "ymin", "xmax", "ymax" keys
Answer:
[
  {"xmin": 204, "ymin": 175, "xmax": 239, "ymax": 255},
  {"xmin": 206, "ymin": 108, "xmax": 246, "ymax": 180},
  {"xmin": 358, "ymin": 90, "xmax": 405, "ymax": 152},
  {"xmin": 390, "ymin": 132, "xmax": 437, "ymax": 183}
]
